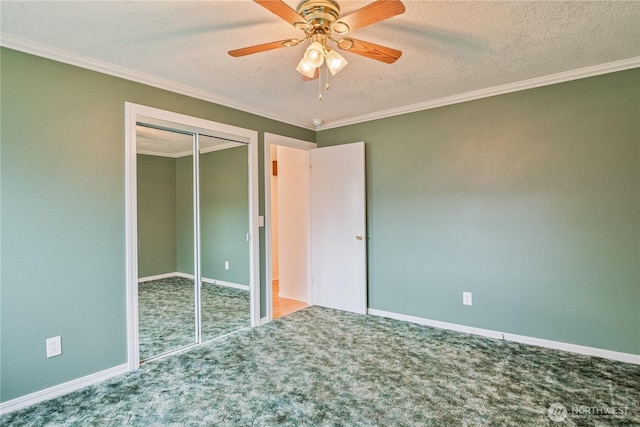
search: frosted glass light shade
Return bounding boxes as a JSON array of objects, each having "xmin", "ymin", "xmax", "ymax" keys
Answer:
[
  {"xmin": 304, "ymin": 42, "xmax": 325, "ymax": 68},
  {"xmin": 325, "ymin": 49, "xmax": 348, "ymax": 75},
  {"xmin": 296, "ymin": 58, "xmax": 317, "ymax": 78}
]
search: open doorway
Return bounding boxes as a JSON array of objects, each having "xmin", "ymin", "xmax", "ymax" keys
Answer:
[
  {"xmin": 270, "ymin": 144, "xmax": 309, "ymax": 319},
  {"xmin": 264, "ymin": 134, "xmax": 316, "ymax": 321}
]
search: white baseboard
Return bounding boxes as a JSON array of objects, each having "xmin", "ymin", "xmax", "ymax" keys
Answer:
[
  {"xmin": 0, "ymin": 363, "xmax": 129, "ymax": 415},
  {"xmin": 202, "ymin": 277, "xmax": 249, "ymax": 291},
  {"xmin": 139, "ymin": 272, "xmax": 249, "ymax": 291},
  {"xmin": 277, "ymin": 291, "xmax": 307, "ymax": 302},
  {"xmin": 367, "ymin": 308, "xmax": 640, "ymax": 365},
  {"xmin": 138, "ymin": 272, "xmax": 178, "ymax": 283}
]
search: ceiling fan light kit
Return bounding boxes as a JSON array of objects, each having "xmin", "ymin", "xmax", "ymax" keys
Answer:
[
  {"xmin": 325, "ymin": 49, "xmax": 348, "ymax": 75},
  {"xmin": 304, "ymin": 41, "xmax": 326, "ymax": 67},
  {"xmin": 229, "ymin": 0, "xmax": 405, "ymax": 99},
  {"xmin": 296, "ymin": 57, "xmax": 317, "ymax": 78}
]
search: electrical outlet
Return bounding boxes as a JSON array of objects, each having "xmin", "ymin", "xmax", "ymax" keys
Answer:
[
  {"xmin": 46, "ymin": 336, "xmax": 62, "ymax": 358},
  {"xmin": 224, "ymin": 261, "xmax": 230, "ymax": 270},
  {"xmin": 463, "ymin": 292, "xmax": 473, "ymax": 306}
]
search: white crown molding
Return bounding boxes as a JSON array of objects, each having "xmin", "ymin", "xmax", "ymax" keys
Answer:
[
  {"xmin": 319, "ymin": 57, "xmax": 640, "ymax": 130},
  {"xmin": 2, "ymin": 34, "xmax": 638, "ymax": 133},
  {"xmin": 0, "ymin": 33, "xmax": 315, "ymax": 131},
  {"xmin": 136, "ymin": 141, "xmax": 241, "ymax": 159},
  {"xmin": 200, "ymin": 141, "xmax": 244, "ymax": 154},
  {"xmin": 135, "ymin": 149, "xmax": 188, "ymax": 159},
  {"xmin": 368, "ymin": 308, "xmax": 640, "ymax": 365}
]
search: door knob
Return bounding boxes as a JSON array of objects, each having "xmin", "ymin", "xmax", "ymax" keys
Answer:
[{"xmin": 356, "ymin": 235, "xmax": 363, "ymax": 241}]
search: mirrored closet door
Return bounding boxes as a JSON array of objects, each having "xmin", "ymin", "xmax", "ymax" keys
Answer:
[
  {"xmin": 135, "ymin": 123, "xmax": 251, "ymax": 362},
  {"xmin": 199, "ymin": 137, "xmax": 251, "ymax": 342}
]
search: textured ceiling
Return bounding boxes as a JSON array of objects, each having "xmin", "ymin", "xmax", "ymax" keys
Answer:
[{"xmin": 1, "ymin": 1, "xmax": 639, "ymax": 130}]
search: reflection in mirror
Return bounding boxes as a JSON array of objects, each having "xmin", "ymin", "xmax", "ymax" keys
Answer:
[
  {"xmin": 199, "ymin": 136, "xmax": 251, "ymax": 342},
  {"xmin": 136, "ymin": 125, "xmax": 196, "ymax": 361}
]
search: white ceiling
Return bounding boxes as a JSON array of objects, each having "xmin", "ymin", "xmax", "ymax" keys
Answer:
[{"xmin": 2, "ymin": 1, "xmax": 639, "ymax": 130}]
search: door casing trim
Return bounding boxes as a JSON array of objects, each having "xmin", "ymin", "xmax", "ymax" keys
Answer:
[{"xmin": 125, "ymin": 102, "xmax": 260, "ymax": 370}]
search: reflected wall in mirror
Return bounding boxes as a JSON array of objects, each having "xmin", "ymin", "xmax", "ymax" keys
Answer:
[{"xmin": 199, "ymin": 138, "xmax": 250, "ymax": 342}]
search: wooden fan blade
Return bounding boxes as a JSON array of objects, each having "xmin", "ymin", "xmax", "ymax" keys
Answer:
[
  {"xmin": 302, "ymin": 67, "xmax": 320, "ymax": 81},
  {"xmin": 337, "ymin": 0, "xmax": 405, "ymax": 33},
  {"xmin": 338, "ymin": 38, "xmax": 402, "ymax": 64},
  {"xmin": 228, "ymin": 39, "xmax": 296, "ymax": 57},
  {"xmin": 254, "ymin": 0, "xmax": 309, "ymax": 27}
]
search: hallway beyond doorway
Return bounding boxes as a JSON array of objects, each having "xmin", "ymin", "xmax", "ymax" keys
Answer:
[{"xmin": 272, "ymin": 280, "xmax": 308, "ymax": 319}]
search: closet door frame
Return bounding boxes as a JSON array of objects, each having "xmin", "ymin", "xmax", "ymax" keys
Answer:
[{"xmin": 124, "ymin": 102, "xmax": 260, "ymax": 371}]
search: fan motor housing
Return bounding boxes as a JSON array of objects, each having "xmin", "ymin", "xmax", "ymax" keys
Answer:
[{"xmin": 297, "ymin": 0, "xmax": 340, "ymax": 27}]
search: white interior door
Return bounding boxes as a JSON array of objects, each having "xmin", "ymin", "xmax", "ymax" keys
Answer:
[{"xmin": 310, "ymin": 142, "xmax": 367, "ymax": 314}]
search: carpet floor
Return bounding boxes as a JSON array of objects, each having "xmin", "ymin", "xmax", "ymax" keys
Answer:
[
  {"xmin": 2, "ymin": 306, "xmax": 638, "ymax": 426},
  {"xmin": 138, "ymin": 277, "xmax": 250, "ymax": 360}
]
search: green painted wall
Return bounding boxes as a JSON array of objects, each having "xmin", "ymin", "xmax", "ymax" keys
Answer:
[
  {"xmin": 173, "ymin": 146, "xmax": 250, "ymax": 283},
  {"xmin": 200, "ymin": 146, "xmax": 250, "ymax": 285},
  {"xmin": 137, "ymin": 154, "xmax": 177, "ymax": 277},
  {"xmin": 317, "ymin": 69, "xmax": 640, "ymax": 355},
  {"xmin": 1, "ymin": 44, "xmax": 637, "ymax": 405},
  {"xmin": 175, "ymin": 155, "xmax": 195, "ymax": 275},
  {"xmin": 138, "ymin": 147, "xmax": 249, "ymax": 283},
  {"xmin": 0, "ymin": 47, "xmax": 314, "ymax": 403}
]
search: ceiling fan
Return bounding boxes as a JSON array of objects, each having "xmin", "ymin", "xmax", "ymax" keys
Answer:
[{"xmin": 229, "ymin": 0, "xmax": 405, "ymax": 90}]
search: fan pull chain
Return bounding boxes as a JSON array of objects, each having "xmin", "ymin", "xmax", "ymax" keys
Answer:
[
  {"xmin": 325, "ymin": 62, "xmax": 330, "ymax": 91},
  {"xmin": 317, "ymin": 64, "xmax": 332, "ymax": 101},
  {"xmin": 318, "ymin": 66, "xmax": 322, "ymax": 101}
]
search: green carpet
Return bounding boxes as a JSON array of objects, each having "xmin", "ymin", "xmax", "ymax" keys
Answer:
[
  {"xmin": 138, "ymin": 277, "xmax": 250, "ymax": 360},
  {"xmin": 2, "ymin": 306, "xmax": 638, "ymax": 426}
]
